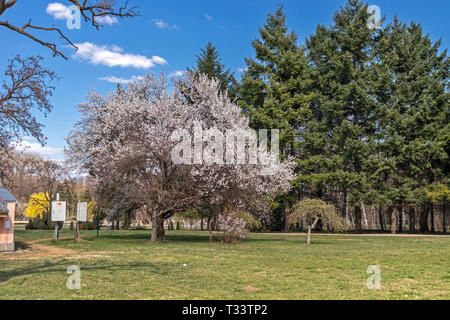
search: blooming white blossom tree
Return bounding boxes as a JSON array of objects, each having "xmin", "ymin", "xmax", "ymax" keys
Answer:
[{"xmin": 67, "ymin": 72, "xmax": 295, "ymax": 242}]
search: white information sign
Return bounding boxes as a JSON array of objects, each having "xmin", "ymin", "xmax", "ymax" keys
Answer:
[
  {"xmin": 77, "ymin": 202, "xmax": 88, "ymax": 222},
  {"xmin": 51, "ymin": 201, "xmax": 66, "ymax": 221}
]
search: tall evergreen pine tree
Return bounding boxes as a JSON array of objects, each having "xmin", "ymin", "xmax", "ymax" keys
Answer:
[
  {"xmin": 189, "ymin": 42, "xmax": 238, "ymax": 100},
  {"xmin": 239, "ymin": 5, "xmax": 315, "ymax": 231},
  {"xmin": 372, "ymin": 18, "xmax": 449, "ymax": 233},
  {"xmin": 305, "ymin": 0, "xmax": 379, "ymax": 232}
]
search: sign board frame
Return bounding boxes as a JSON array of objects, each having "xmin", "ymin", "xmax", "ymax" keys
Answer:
[
  {"xmin": 77, "ymin": 202, "xmax": 88, "ymax": 222},
  {"xmin": 51, "ymin": 201, "xmax": 66, "ymax": 222}
]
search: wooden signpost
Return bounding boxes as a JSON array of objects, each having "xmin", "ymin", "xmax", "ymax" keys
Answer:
[
  {"xmin": 51, "ymin": 193, "xmax": 66, "ymax": 241},
  {"xmin": 76, "ymin": 202, "xmax": 88, "ymax": 241}
]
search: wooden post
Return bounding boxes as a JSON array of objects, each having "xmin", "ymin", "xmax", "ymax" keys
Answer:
[
  {"xmin": 53, "ymin": 193, "xmax": 60, "ymax": 241},
  {"xmin": 75, "ymin": 220, "xmax": 80, "ymax": 241},
  {"xmin": 53, "ymin": 224, "xmax": 59, "ymax": 241}
]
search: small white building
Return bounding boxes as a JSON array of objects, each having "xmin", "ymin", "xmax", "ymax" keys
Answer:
[{"xmin": 0, "ymin": 189, "xmax": 16, "ymax": 252}]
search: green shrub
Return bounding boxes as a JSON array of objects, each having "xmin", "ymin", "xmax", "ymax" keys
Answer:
[
  {"xmin": 238, "ymin": 211, "xmax": 262, "ymax": 231},
  {"xmin": 25, "ymin": 217, "xmax": 55, "ymax": 230},
  {"xmin": 81, "ymin": 221, "xmax": 97, "ymax": 230}
]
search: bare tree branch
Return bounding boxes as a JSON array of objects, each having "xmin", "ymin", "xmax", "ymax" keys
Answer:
[
  {"xmin": 0, "ymin": 19, "xmax": 76, "ymax": 59},
  {"xmin": 0, "ymin": 0, "xmax": 139, "ymax": 59},
  {"xmin": 0, "ymin": 55, "xmax": 57, "ymax": 147},
  {"xmin": 68, "ymin": 0, "xmax": 139, "ymax": 29}
]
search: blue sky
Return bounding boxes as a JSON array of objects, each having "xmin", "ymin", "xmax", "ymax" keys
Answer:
[{"xmin": 1, "ymin": 0, "xmax": 448, "ymax": 160}]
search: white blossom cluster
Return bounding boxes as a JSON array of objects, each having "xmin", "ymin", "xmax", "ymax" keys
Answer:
[{"xmin": 217, "ymin": 212, "xmax": 247, "ymax": 243}]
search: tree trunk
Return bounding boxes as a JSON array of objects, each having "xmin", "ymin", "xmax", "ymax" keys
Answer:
[
  {"xmin": 284, "ymin": 200, "xmax": 290, "ymax": 232},
  {"xmin": 208, "ymin": 217, "xmax": 212, "ymax": 242},
  {"xmin": 200, "ymin": 218, "xmax": 204, "ymax": 231},
  {"xmin": 211, "ymin": 214, "xmax": 217, "ymax": 231},
  {"xmin": 157, "ymin": 217, "xmax": 165, "ymax": 240},
  {"xmin": 391, "ymin": 208, "xmax": 397, "ymax": 234},
  {"xmin": 110, "ymin": 220, "xmax": 115, "ymax": 230},
  {"xmin": 115, "ymin": 218, "xmax": 120, "ymax": 230},
  {"xmin": 442, "ymin": 202, "xmax": 447, "ymax": 234},
  {"xmin": 398, "ymin": 206, "xmax": 403, "ymax": 233},
  {"xmin": 307, "ymin": 218, "xmax": 319, "ymax": 245},
  {"xmin": 430, "ymin": 203, "xmax": 435, "ymax": 233},
  {"xmin": 361, "ymin": 202, "xmax": 368, "ymax": 230},
  {"xmin": 75, "ymin": 221, "xmax": 80, "ymax": 241},
  {"xmin": 342, "ymin": 188, "xmax": 348, "ymax": 220},
  {"xmin": 378, "ymin": 205, "xmax": 384, "ymax": 232},
  {"xmin": 420, "ymin": 205, "xmax": 429, "ymax": 232},
  {"xmin": 151, "ymin": 216, "xmax": 158, "ymax": 242},
  {"xmin": 307, "ymin": 226, "xmax": 312, "ymax": 245},
  {"xmin": 409, "ymin": 207, "xmax": 415, "ymax": 233},
  {"xmin": 354, "ymin": 206, "xmax": 362, "ymax": 233},
  {"xmin": 151, "ymin": 215, "xmax": 165, "ymax": 242}
]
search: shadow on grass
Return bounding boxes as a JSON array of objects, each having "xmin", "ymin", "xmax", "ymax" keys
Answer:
[
  {"xmin": 94, "ymin": 230, "xmax": 340, "ymax": 245},
  {"xmin": 14, "ymin": 241, "xmax": 31, "ymax": 251},
  {"xmin": 245, "ymin": 239, "xmax": 338, "ymax": 246},
  {"xmin": 0, "ymin": 259, "xmax": 170, "ymax": 283},
  {"xmin": 38, "ymin": 230, "xmax": 340, "ymax": 250},
  {"xmin": 96, "ymin": 231, "xmax": 213, "ymax": 244},
  {"xmin": 97, "ymin": 231, "xmax": 301, "ymax": 244}
]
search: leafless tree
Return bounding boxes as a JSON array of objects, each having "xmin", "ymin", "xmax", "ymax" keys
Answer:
[
  {"xmin": 0, "ymin": 0, "xmax": 139, "ymax": 148},
  {"xmin": 0, "ymin": 0, "xmax": 139, "ymax": 59},
  {"xmin": 31, "ymin": 157, "xmax": 69, "ymax": 206},
  {"xmin": 0, "ymin": 55, "xmax": 57, "ymax": 149},
  {"xmin": 0, "ymin": 151, "xmax": 70, "ymax": 220},
  {"xmin": 0, "ymin": 150, "xmax": 42, "ymax": 219}
]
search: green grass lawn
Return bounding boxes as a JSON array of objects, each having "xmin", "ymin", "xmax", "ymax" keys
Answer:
[{"xmin": 1, "ymin": 229, "xmax": 449, "ymax": 300}]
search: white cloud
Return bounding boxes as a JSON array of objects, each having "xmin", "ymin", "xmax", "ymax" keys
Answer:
[
  {"xmin": 205, "ymin": 14, "xmax": 212, "ymax": 21},
  {"xmin": 13, "ymin": 138, "xmax": 63, "ymax": 158},
  {"xmin": 95, "ymin": 15, "xmax": 118, "ymax": 25},
  {"xmin": 46, "ymin": 2, "xmax": 72, "ymax": 20},
  {"xmin": 47, "ymin": 3, "xmax": 118, "ymax": 26},
  {"xmin": 153, "ymin": 19, "xmax": 169, "ymax": 29},
  {"xmin": 153, "ymin": 19, "xmax": 177, "ymax": 30},
  {"xmin": 99, "ymin": 75, "xmax": 144, "ymax": 84},
  {"xmin": 237, "ymin": 67, "xmax": 247, "ymax": 73},
  {"xmin": 151, "ymin": 56, "xmax": 168, "ymax": 65},
  {"xmin": 170, "ymin": 70, "xmax": 185, "ymax": 78},
  {"xmin": 73, "ymin": 42, "xmax": 167, "ymax": 69}
]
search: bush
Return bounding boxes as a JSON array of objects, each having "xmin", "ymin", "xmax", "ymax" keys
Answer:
[
  {"xmin": 217, "ymin": 211, "xmax": 247, "ymax": 243},
  {"xmin": 288, "ymin": 198, "xmax": 346, "ymax": 245},
  {"xmin": 25, "ymin": 217, "xmax": 55, "ymax": 230},
  {"xmin": 82, "ymin": 221, "xmax": 97, "ymax": 230},
  {"xmin": 239, "ymin": 211, "xmax": 262, "ymax": 232}
]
